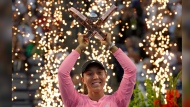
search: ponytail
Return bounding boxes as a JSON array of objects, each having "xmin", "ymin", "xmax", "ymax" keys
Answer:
[{"xmin": 82, "ymin": 84, "xmax": 88, "ymax": 94}]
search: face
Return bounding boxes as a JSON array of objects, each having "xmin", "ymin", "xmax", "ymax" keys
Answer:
[
  {"xmin": 82, "ymin": 65, "xmax": 107, "ymax": 93},
  {"xmin": 125, "ymin": 38, "xmax": 133, "ymax": 48}
]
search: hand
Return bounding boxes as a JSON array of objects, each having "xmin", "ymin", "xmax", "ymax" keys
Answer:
[
  {"xmin": 77, "ymin": 33, "xmax": 89, "ymax": 50},
  {"xmin": 100, "ymin": 32, "xmax": 112, "ymax": 47},
  {"xmin": 100, "ymin": 32, "xmax": 118, "ymax": 52}
]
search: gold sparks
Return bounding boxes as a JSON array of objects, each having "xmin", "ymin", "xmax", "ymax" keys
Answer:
[{"xmin": 141, "ymin": 0, "xmax": 175, "ymax": 100}]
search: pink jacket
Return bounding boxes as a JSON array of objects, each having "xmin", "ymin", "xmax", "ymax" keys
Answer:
[{"xmin": 58, "ymin": 48, "xmax": 136, "ymax": 107}]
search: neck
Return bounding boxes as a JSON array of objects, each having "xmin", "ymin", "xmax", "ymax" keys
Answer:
[{"xmin": 88, "ymin": 91, "xmax": 104, "ymax": 102}]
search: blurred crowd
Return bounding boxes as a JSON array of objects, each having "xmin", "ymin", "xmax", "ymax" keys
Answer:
[
  {"xmin": 12, "ymin": 0, "xmax": 70, "ymax": 72},
  {"xmin": 12, "ymin": 0, "xmax": 183, "ymax": 106}
]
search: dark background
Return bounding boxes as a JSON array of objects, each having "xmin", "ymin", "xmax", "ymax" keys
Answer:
[{"xmin": 0, "ymin": 0, "xmax": 12, "ymax": 107}]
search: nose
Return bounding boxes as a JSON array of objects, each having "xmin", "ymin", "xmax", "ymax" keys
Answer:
[{"xmin": 93, "ymin": 73, "xmax": 99, "ymax": 79}]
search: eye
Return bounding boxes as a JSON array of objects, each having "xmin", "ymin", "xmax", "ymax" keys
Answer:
[
  {"xmin": 87, "ymin": 73, "xmax": 93, "ymax": 76},
  {"xmin": 97, "ymin": 71, "xmax": 102, "ymax": 75}
]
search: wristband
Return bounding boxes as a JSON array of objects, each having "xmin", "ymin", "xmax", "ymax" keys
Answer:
[{"xmin": 108, "ymin": 42, "xmax": 115, "ymax": 50}]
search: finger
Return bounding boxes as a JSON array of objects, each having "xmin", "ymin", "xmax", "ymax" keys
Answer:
[
  {"xmin": 78, "ymin": 33, "xmax": 86, "ymax": 38},
  {"xmin": 77, "ymin": 32, "xmax": 81, "ymax": 36},
  {"xmin": 83, "ymin": 35, "xmax": 88, "ymax": 41},
  {"xmin": 77, "ymin": 32, "xmax": 82, "ymax": 36},
  {"xmin": 105, "ymin": 32, "xmax": 111, "ymax": 37},
  {"xmin": 101, "ymin": 40, "xmax": 106, "ymax": 44},
  {"xmin": 104, "ymin": 32, "xmax": 111, "ymax": 40},
  {"xmin": 78, "ymin": 34, "xmax": 85, "ymax": 41},
  {"xmin": 104, "ymin": 32, "xmax": 111, "ymax": 35},
  {"xmin": 84, "ymin": 38, "xmax": 90, "ymax": 43}
]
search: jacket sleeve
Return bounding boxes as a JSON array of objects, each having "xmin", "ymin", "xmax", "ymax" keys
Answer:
[
  {"xmin": 58, "ymin": 50, "xmax": 81, "ymax": 107},
  {"xmin": 112, "ymin": 48, "xmax": 137, "ymax": 107}
]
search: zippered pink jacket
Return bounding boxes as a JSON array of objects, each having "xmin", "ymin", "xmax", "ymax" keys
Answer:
[{"xmin": 58, "ymin": 48, "xmax": 136, "ymax": 107}]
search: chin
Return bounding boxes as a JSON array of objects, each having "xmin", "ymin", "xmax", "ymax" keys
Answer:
[{"xmin": 92, "ymin": 87, "xmax": 103, "ymax": 92}]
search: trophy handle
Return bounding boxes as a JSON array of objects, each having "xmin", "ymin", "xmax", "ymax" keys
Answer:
[
  {"xmin": 68, "ymin": 7, "xmax": 92, "ymax": 30},
  {"xmin": 96, "ymin": 5, "xmax": 117, "ymax": 27}
]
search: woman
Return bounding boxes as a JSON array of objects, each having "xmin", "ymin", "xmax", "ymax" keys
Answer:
[{"xmin": 58, "ymin": 33, "xmax": 136, "ymax": 107}]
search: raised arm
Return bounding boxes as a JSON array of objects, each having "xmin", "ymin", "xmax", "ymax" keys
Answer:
[
  {"xmin": 58, "ymin": 33, "xmax": 89, "ymax": 106},
  {"xmin": 112, "ymin": 48, "xmax": 136, "ymax": 106},
  {"xmin": 101, "ymin": 33, "xmax": 136, "ymax": 106}
]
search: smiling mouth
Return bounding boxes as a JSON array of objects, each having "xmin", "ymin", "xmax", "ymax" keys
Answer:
[{"xmin": 92, "ymin": 82, "xmax": 101, "ymax": 84}]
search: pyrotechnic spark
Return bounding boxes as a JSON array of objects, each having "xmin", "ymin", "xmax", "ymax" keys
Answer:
[{"xmin": 140, "ymin": 0, "xmax": 181, "ymax": 104}]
